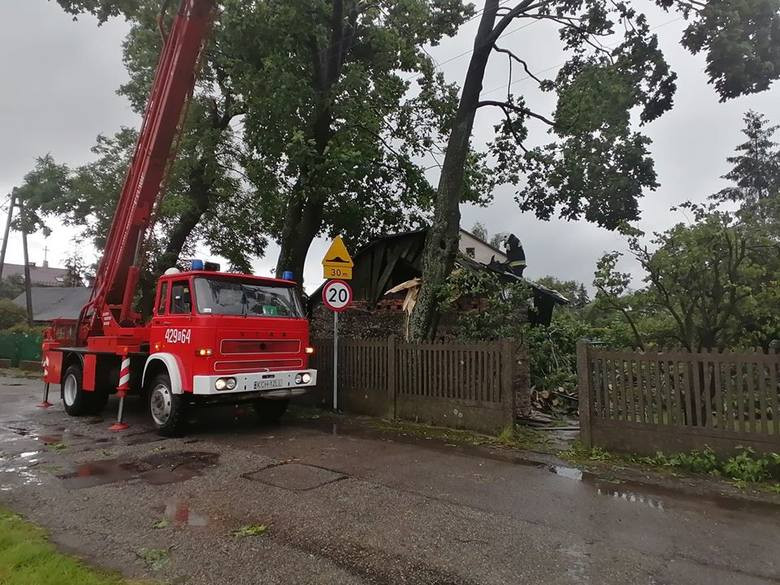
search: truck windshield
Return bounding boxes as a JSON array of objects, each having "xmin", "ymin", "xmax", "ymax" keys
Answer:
[{"xmin": 193, "ymin": 277, "xmax": 304, "ymax": 318}]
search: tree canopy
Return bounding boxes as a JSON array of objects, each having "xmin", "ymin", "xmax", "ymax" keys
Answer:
[
  {"xmin": 594, "ymin": 111, "xmax": 780, "ymax": 351},
  {"xmin": 409, "ymin": 0, "xmax": 780, "ymax": 340},
  {"xmin": 25, "ymin": 0, "xmax": 475, "ymax": 287}
]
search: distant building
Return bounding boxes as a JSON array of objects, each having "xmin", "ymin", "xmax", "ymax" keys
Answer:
[
  {"xmin": 458, "ymin": 228, "xmax": 506, "ymax": 264},
  {"xmin": 13, "ymin": 287, "xmax": 92, "ymax": 323},
  {"xmin": 309, "ymin": 227, "xmax": 568, "ymax": 339},
  {"xmin": 1, "ymin": 262, "xmax": 68, "ymax": 287}
]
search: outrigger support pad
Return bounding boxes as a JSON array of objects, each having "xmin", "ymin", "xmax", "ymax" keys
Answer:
[
  {"xmin": 36, "ymin": 382, "xmax": 53, "ymax": 409},
  {"xmin": 109, "ymin": 390, "xmax": 130, "ymax": 432}
]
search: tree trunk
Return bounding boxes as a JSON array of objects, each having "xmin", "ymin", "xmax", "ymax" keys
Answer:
[
  {"xmin": 139, "ymin": 158, "xmax": 212, "ymax": 316},
  {"xmin": 409, "ymin": 1, "xmax": 500, "ymax": 341},
  {"xmin": 274, "ymin": 183, "xmax": 326, "ymax": 283},
  {"xmin": 274, "ymin": 92, "xmax": 333, "ymax": 283}
]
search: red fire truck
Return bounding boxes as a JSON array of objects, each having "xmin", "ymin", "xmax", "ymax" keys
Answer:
[{"xmin": 39, "ymin": 0, "xmax": 316, "ymax": 435}]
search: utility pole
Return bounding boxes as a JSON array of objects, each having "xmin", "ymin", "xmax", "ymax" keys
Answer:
[
  {"xmin": 18, "ymin": 198, "xmax": 34, "ymax": 326},
  {"xmin": 0, "ymin": 192, "xmax": 16, "ymax": 281}
]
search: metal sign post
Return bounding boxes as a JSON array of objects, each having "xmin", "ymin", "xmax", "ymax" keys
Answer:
[
  {"xmin": 322, "ymin": 278, "xmax": 353, "ymax": 412},
  {"xmin": 333, "ymin": 311, "xmax": 338, "ymax": 410}
]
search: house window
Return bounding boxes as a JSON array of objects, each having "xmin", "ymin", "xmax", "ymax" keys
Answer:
[{"xmin": 465, "ymin": 247, "xmax": 475, "ymax": 258}]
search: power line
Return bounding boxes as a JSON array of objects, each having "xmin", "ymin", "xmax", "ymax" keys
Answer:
[
  {"xmin": 403, "ymin": 19, "xmax": 540, "ymax": 84},
  {"xmin": 481, "ymin": 16, "xmax": 685, "ymax": 97}
]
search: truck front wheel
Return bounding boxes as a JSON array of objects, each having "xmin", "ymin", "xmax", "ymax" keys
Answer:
[
  {"xmin": 253, "ymin": 398, "xmax": 289, "ymax": 424},
  {"xmin": 148, "ymin": 373, "xmax": 186, "ymax": 436}
]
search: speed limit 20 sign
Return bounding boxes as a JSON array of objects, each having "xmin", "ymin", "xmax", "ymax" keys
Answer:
[{"xmin": 322, "ymin": 279, "xmax": 353, "ymax": 312}]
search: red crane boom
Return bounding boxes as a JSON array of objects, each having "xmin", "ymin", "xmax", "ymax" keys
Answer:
[
  {"xmin": 42, "ymin": 0, "xmax": 317, "ymax": 436},
  {"xmin": 78, "ymin": 0, "xmax": 215, "ymax": 343}
]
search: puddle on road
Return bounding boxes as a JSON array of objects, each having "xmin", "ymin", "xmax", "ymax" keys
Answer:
[
  {"xmin": 161, "ymin": 500, "xmax": 209, "ymax": 527},
  {"xmin": 57, "ymin": 451, "xmax": 219, "ymax": 489},
  {"xmin": 546, "ymin": 463, "xmax": 780, "ymax": 514},
  {"xmin": 289, "ymin": 418, "xmax": 780, "ymax": 516},
  {"xmin": 551, "ymin": 465, "xmax": 584, "ymax": 481},
  {"xmin": 0, "ymin": 452, "xmax": 44, "ymax": 490}
]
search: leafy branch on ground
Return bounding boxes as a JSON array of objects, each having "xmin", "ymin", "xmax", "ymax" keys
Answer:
[{"xmin": 232, "ymin": 524, "xmax": 268, "ymax": 538}]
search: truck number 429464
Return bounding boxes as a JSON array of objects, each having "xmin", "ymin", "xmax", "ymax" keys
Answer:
[{"xmin": 165, "ymin": 329, "xmax": 192, "ymax": 344}]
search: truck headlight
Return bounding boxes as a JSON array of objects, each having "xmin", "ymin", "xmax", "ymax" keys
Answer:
[
  {"xmin": 215, "ymin": 378, "xmax": 227, "ymax": 390},
  {"xmin": 225, "ymin": 377, "xmax": 237, "ymax": 390},
  {"xmin": 301, "ymin": 373, "xmax": 312, "ymax": 384}
]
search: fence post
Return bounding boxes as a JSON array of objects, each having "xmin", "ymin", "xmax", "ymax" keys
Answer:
[
  {"xmin": 388, "ymin": 335, "xmax": 397, "ymax": 419},
  {"xmin": 500, "ymin": 339, "xmax": 515, "ymax": 425},
  {"xmin": 577, "ymin": 339, "xmax": 593, "ymax": 449}
]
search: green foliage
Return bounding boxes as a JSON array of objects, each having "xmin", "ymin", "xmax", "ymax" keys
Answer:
[
  {"xmin": 474, "ymin": 0, "xmax": 780, "ymax": 249},
  {"xmin": 63, "ymin": 251, "xmax": 86, "ymax": 288},
  {"xmin": 681, "ymin": 0, "xmax": 780, "ymax": 100},
  {"xmin": 592, "ymin": 111, "xmax": 780, "ymax": 352},
  {"xmin": 48, "ymin": 0, "xmax": 475, "ymax": 283},
  {"xmin": 135, "ymin": 547, "xmax": 169, "ymax": 570},
  {"xmin": 723, "ymin": 448, "xmax": 780, "ymax": 483},
  {"xmin": 232, "ymin": 524, "xmax": 268, "ymax": 538},
  {"xmin": 534, "ymin": 276, "xmax": 590, "ymax": 309},
  {"xmin": 637, "ymin": 446, "xmax": 780, "ymax": 483},
  {"xmin": 438, "ymin": 267, "xmax": 531, "ymax": 341},
  {"xmin": 563, "ymin": 442, "xmax": 613, "ymax": 462},
  {"xmin": 0, "ymin": 300, "xmax": 27, "ymax": 330},
  {"xmin": 0, "ymin": 275, "xmax": 25, "ymax": 300}
]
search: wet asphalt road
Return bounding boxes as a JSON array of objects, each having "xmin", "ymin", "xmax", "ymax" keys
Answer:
[{"xmin": 1, "ymin": 374, "xmax": 779, "ymax": 585}]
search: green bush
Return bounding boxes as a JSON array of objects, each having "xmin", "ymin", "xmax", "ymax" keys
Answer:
[
  {"xmin": 723, "ymin": 448, "xmax": 780, "ymax": 483},
  {"xmin": 0, "ymin": 299, "xmax": 27, "ymax": 329},
  {"xmin": 638, "ymin": 446, "xmax": 780, "ymax": 482}
]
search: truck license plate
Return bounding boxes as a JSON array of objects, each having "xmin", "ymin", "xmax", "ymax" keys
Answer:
[{"xmin": 254, "ymin": 379, "xmax": 284, "ymax": 391}]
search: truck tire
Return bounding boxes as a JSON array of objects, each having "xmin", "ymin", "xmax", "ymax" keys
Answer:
[
  {"xmin": 148, "ymin": 372, "xmax": 186, "ymax": 436},
  {"xmin": 62, "ymin": 363, "xmax": 92, "ymax": 416},
  {"xmin": 253, "ymin": 398, "xmax": 289, "ymax": 424}
]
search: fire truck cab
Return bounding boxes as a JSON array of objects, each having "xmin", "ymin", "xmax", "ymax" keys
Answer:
[{"xmin": 44, "ymin": 268, "xmax": 316, "ymax": 435}]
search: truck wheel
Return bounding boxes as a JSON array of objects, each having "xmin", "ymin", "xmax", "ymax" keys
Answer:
[
  {"xmin": 62, "ymin": 364, "xmax": 91, "ymax": 416},
  {"xmin": 148, "ymin": 373, "xmax": 186, "ymax": 436},
  {"xmin": 253, "ymin": 399, "xmax": 289, "ymax": 424}
]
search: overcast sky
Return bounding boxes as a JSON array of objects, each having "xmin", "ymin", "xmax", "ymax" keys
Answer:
[{"xmin": 1, "ymin": 1, "xmax": 779, "ymax": 292}]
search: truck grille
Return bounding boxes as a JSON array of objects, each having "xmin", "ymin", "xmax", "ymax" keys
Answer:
[
  {"xmin": 220, "ymin": 339, "xmax": 300, "ymax": 354},
  {"xmin": 214, "ymin": 359, "xmax": 303, "ymax": 372}
]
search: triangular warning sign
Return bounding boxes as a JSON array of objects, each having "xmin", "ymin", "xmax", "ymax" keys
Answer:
[{"xmin": 322, "ymin": 235, "xmax": 354, "ymax": 267}]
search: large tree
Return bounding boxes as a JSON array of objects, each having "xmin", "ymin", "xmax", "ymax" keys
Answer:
[
  {"xmin": 42, "ymin": 0, "xmax": 475, "ymax": 288},
  {"xmin": 595, "ymin": 111, "xmax": 780, "ymax": 351},
  {"xmin": 218, "ymin": 0, "xmax": 475, "ymax": 281},
  {"xmin": 712, "ymin": 110, "xmax": 780, "ymax": 233},
  {"xmin": 409, "ymin": 0, "xmax": 780, "ymax": 340},
  {"xmin": 21, "ymin": 1, "xmax": 261, "ymax": 279}
]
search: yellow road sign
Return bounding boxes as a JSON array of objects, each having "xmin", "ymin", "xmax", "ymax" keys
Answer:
[
  {"xmin": 324, "ymin": 265, "xmax": 353, "ymax": 280},
  {"xmin": 322, "ymin": 235, "xmax": 354, "ymax": 280}
]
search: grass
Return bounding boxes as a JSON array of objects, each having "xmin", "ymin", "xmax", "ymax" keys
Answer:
[{"xmin": 0, "ymin": 506, "xmax": 147, "ymax": 585}]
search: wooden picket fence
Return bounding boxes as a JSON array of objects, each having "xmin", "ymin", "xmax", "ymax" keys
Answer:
[
  {"xmin": 309, "ymin": 337, "xmax": 527, "ymax": 433},
  {"xmin": 577, "ymin": 342, "xmax": 780, "ymax": 455}
]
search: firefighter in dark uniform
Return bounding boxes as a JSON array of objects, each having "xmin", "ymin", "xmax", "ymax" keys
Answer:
[{"xmin": 505, "ymin": 234, "xmax": 526, "ymax": 277}]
